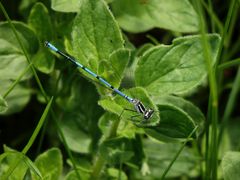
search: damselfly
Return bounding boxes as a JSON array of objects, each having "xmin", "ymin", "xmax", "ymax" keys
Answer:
[{"xmin": 45, "ymin": 41, "xmax": 154, "ymax": 122}]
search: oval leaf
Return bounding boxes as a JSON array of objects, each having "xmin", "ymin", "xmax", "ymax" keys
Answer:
[
  {"xmin": 57, "ymin": 77, "xmax": 101, "ymax": 153},
  {"xmin": 222, "ymin": 151, "xmax": 240, "ymax": 180},
  {"xmin": 0, "ymin": 21, "xmax": 38, "ymax": 81},
  {"xmin": 106, "ymin": 168, "xmax": 128, "ymax": 180},
  {"xmin": 145, "ymin": 95, "xmax": 203, "ymax": 142},
  {"xmin": 154, "ymin": 95, "xmax": 205, "ymax": 136},
  {"xmin": 145, "ymin": 105, "xmax": 196, "ymax": 142},
  {"xmin": 28, "ymin": 2, "xmax": 53, "ymax": 40},
  {"xmin": 132, "ymin": 139, "xmax": 200, "ymax": 178},
  {"xmin": 98, "ymin": 112, "xmax": 139, "ymax": 139},
  {"xmin": 0, "ymin": 80, "xmax": 31, "ymax": 115},
  {"xmin": 111, "ymin": 0, "xmax": 199, "ymax": 33},
  {"xmin": 72, "ymin": 0, "xmax": 124, "ymax": 87},
  {"xmin": 99, "ymin": 137, "xmax": 134, "ymax": 164},
  {"xmin": 32, "ymin": 148, "xmax": 62, "ymax": 180},
  {"xmin": 28, "ymin": 3, "xmax": 55, "ymax": 74},
  {"xmin": 65, "ymin": 170, "xmax": 90, "ymax": 180},
  {"xmin": 51, "ymin": 0, "xmax": 81, "ymax": 12},
  {"xmin": 98, "ymin": 87, "xmax": 160, "ymax": 127},
  {"xmin": 1, "ymin": 146, "xmax": 29, "ymax": 179},
  {"xmin": 135, "ymin": 34, "xmax": 221, "ymax": 96}
]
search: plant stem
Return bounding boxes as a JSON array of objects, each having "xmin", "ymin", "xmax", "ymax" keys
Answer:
[
  {"xmin": 0, "ymin": 4, "xmax": 82, "ymax": 179},
  {"xmin": 194, "ymin": 1, "xmax": 219, "ymax": 179},
  {"xmin": 3, "ymin": 63, "xmax": 32, "ymax": 98},
  {"xmin": 218, "ymin": 58, "xmax": 240, "ymax": 70},
  {"xmin": 91, "ymin": 115, "xmax": 121, "ymax": 179},
  {"xmin": 2, "ymin": 97, "xmax": 53, "ymax": 179},
  {"xmin": 0, "ymin": 2, "xmax": 48, "ymax": 99},
  {"xmin": 218, "ymin": 67, "xmax": 240, "ymax": 147},
  {"xmin": 160, "ymin": 126, "xmax": 198, "ymax": 180}
]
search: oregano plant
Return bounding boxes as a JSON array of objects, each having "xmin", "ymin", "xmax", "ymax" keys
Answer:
[{"xmin": 1, "ymin": 0, "xmax": 240, "ymax": 179}]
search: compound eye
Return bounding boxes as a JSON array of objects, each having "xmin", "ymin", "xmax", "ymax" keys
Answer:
[{"xmin": 144, "ymin": 109, "xmax": 154, "ymax": 120}]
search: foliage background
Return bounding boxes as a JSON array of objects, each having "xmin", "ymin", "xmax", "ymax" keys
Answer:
[{"xmin": 0, "ymin": 0, "xmax": 240, "ymax": 179}]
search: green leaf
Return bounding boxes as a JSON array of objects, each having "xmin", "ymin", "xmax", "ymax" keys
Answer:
[
  {"xmin": 60, "ymin": 119, "xmax": 92, "ymax": 153},
  {"xmin": 145, "ymin": 108, "xmax": 195, "ymax": 142},
  {"xmin": 0, "ymin": 21, "xmax": 37, "ymax": 81},
  {"xmin": 32, "ymin": 148, "xmax": 63, "ymax": 180},
  {"xmin": 227, "ymin": 121, "xmax": 240, "ymax": 150},
  {"xmin": 57, "ymin": 77, "xmax": 102, "ymax": 153},
  {"xmin": 145, "ymin": 95, "xmax": 203, "ymax": 142},
  {"xmin": 111, "ymin": 0, "xmax": 199, "ymax": 33},
  {"xmin": 28, "ymin": 2, "xmax": 55, "ymax": 74},
  {"xmin": 65, "ymin": 170, "xmax": 90, "ymax": 180},
  {"xmin": 66, "ymin": 157, "xmax": 92, "ymax": 173},
  {"xmin": 0, "ymin": 80, "xmax": 31, "ymax": 115},
  {"xmin": 135, "ymin": 34, "xmax": 221, "ymax": 96},
  {"xmin": 222, "ymin": 151, "xmax": 240, "ymax": 180},
  {"xmin": 99, "ymin": 137, "xmax": 134, "ymax": 164},
  {"xmin": 72, "ymin": 0, "xmax": 125, "ymax": 87},
  {"xmin": 1, "ymin": 100, "xmax": 51, "ymax": 180},
  {"xmin": 98, "ymin": 112, "xmax": 119, "ymax": 137},
  {"xmin": 0, "ymin": 21, "xmax": 34, "ymax": 115},
  {"xmin": 98, "ymin": 112, "xmax": 139, "ymax": 139},
  {"xmin": 132, "ymin": 139, "xmax": 200, "ymax": 178},
  {"xmin": 0, "ymin": 146, "xmax": 28, "ymax": 180},
  {"xmin": 106, "ymin": 168, "xmax": 128, "ymax": 180},
  {"xmin": 153, "ymin": 95, "xmax": 204, "ymax": 136},
  {"xmin": 0, "ymin": 151, "xmax": 42, "ymax": 179},
  {"xmin": 96, "ymin": 48, "xmax": 130, "ymax": 96},
  {"xmin": 32, "ymin": 48, "xmax": 55, "ymax": 74},
  {"xmin": 98, "ymin": 87, "xmax": 160, "ymax": 127},
  {"xmin": 28, "ymin": 2, "xmax": 53, "ymax": 40},
  {"xmin": 51, "ymin": 0, "xmax": 82, "ymax": 12},
  {"xmin": 24, "ymin": 158, "xmax": 42, "ymax": 179},
  {"xmin": 19, "ymin": 0, "xmax": 37, "ymax": 16},
  {"xmin": 101, "ymin": 49, "xmax": 130, "ymax": 88},
  {"xmin": 0, "ymin": 95, "xmax": 8, "ymax": 113},
  {"xmin": 144, "ymin": 95, "xmax": 204, "ymax": 142}
]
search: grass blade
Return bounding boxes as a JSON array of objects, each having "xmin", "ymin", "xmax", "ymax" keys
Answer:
[
  {"xmin": 2, "ymin": 97, "xmax": 53, "ymax": 179},
  {"xmin": 160, "ymin": 126, "xmax": 198, "ymax": 180}
]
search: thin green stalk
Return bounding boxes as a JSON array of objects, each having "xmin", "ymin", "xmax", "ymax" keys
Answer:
[
  {"xmin": 0, "ymin": 2, "xmax": 48, "ymax": 99},
  {"xmin": 203, "ymin": 0, "xmax": 240, "ymax": 173},
  {"xmin": 222, "ymin": 3, "xmax": 239, "ymax": 62},
  {"xmin": 207, "ymin": 0, "xmax": 214, "ymax": 32},
  {"xmin": 224, "ymin": 36, "xmax": 240, "ymax": 60},
  {"xmin": 108, "ymin": 115, "xmax": 121, "ymax": 138},
  {"xmin": 194, "ymin": 1, "xmax": 219, "ymax": 179},
  {"xmin": 201, "ymin": 0, "xmax": 223, "ymax": 33},
  {"xmin": 36, "ymin": 71, "xmax": 64, "ymax": 155},
  {"xmin": 36, "ymin": 117, "xmax": 48, "ymax": 155},
  {"xmin": 218, "ymin": 1, "xmax": 239, "ymax": 90},
  {"xmin": 218, "ymin": 67, "xmax": 240, "ymax": 147},
  {"xmin": 216, "ymin": 0, "xmax": 237, "ymax": 65},
  {"xmin": 204, "ymin": 95, "xmax": 212, "ymax": 180},
  {"xmin": 91, "ymin": 156, "xmax": 106, "ymax": 179},
  {"xmin": 146, "ymin": 34, "xmax": 159, "ymax": 45},
  {"xmin": 0, "ymin": 4, "xmax": 81, "ymax": 179},
  {"xmin": 160, "ymin": 126, "xmax": 198, "ymax": 180},
  {"xmin": 2, "ymin": 97, "xmax": 54, "ymax": 179},
  {"xmin": 22, "ymin": 97, "xmax": 54, "ymax": 154},
  {"xmin": 3, "ymin": 63, "xmax": 32, "ymax": 98},
  {"xmin": 50, "ymin": 109, "xmax": 82, "ymax": 180},
  {"xmin": 218, "ymin": 58, "xmax": 240, "ymax": 70},
  {"xmin": 91, "ymin": 115, "xmax": 121, "ymax": 179},
  {"xmin": 224, "ymin": 3, "xmax": 238, "ymax": 48},
  {"xmin": 216, "ymin": 0, "xmax": 239, "ymax": 155}
]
